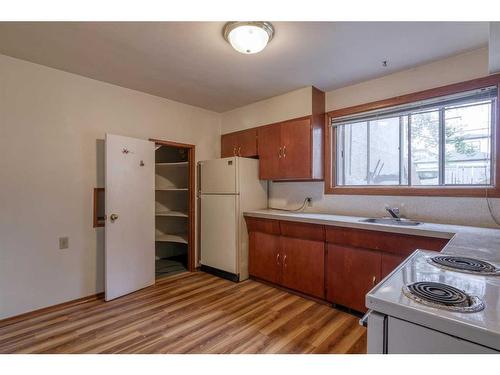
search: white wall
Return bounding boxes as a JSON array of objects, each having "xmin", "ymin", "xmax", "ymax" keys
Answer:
[
  {"xmin": 220, "ymin": 48, "xmax": 500, "ymax": 228},
  {"xmin": 0, "ymin": 54, "xmax": 221, "ymax": 319},
  {"xmin": 221, "ymin": 86, "xmax": 312, "ymax": 134},
  {"xmin": 326, "ymin": 48, "xmax": 489, "ymax": 111}
]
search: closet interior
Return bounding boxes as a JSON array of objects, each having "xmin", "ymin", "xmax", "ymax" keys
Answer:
[{"xmin": 155, "ymin": 143, "xmax": 190, "ymax": 279}]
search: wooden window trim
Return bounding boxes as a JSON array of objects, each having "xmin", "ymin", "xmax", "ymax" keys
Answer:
[{"xmin": 324, "ymin": 74, "xmax": 500, "ymax": 197}]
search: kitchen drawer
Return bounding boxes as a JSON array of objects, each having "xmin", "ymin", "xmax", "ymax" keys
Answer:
[
  {"xmin": 244, "ymin": 217, "xmax": 280, "ymax": 235},
  {"xmin": 279, "ymin": 220, "xmax": 324, "ymax": 241},
  {"xmin": 325, "ymin": 226, "xmax": 448, "ymax": 257}
]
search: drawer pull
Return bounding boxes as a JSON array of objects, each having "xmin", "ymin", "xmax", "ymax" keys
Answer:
[
  {"xmin": 276, "ymin": 253, "xmax": 280, "ymax": 265},
  {"xmin": 372, "ymin": 276, "xmax": 377, "ymax": 286}
]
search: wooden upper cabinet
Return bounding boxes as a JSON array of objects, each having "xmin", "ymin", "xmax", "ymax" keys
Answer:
[
  {"xmin": 221, "ymin": 128, "xmax": 258, "ymax": 158},
  {"xmin": 222, "ymin": 87, "xmax": 325, "ymax": 181},
  {"xmin": 257, "ymin": 124, "xmax": 282, "ymax": 179},
  {"xmin": 257, "ymin": 116, "xmax": 323, "ymax": 181},
  {"xmin": 221, "ymin": 132, "xmax": 237, "ymax": 158},
  {"xmin": 281, "ymin": 118, "xmax": 312, "ymax": 179}
]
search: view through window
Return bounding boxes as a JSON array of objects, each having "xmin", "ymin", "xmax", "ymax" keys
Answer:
[{"xmin": 334, "ymin": 87, "xmax": 496, "ymax": 187}]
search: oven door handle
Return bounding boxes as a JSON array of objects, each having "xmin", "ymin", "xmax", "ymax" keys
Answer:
[{"xmin": 359, "ymin": 309, "xmax": 373, "ymax": 327}]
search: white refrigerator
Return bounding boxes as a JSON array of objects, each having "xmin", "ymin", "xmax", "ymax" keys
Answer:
[{"xmin": 199, "ymin": 157, "xmax": 267, "ymax": 281}]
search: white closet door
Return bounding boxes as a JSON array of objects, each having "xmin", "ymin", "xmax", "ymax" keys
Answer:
[{"xmin": 105, "ymin": 134, "xmax": 155, "ymax": 301}]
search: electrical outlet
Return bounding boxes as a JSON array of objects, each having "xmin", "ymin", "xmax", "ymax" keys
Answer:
[
  {"xmin": 59, "ymin": 237, "xmax": 69, "ymax": 250},
  {"xmin": 306, "ymin": 197, "xmax": 312, "ymax": 207}
]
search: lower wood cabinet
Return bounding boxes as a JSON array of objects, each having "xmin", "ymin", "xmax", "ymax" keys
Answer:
[
  {"xmin": 248, "ymin": 232, "xmax": 280, "ymax": 284},
  {"xmin": 280, "ymin": 237, "xmax": 325, "ymax": 299},
  {"xmin": 326, "ymin": 245, "xmax": 381, "ymax": 312},
  {"xmin": 381, "ymin": 252, "xmax": 406, "ymax": 279},
  {"xmin": 245, "ymin": 216, "xmax": 449, "ymax": 312},
  {"xmin": 246, "ymin": 217, "xmax": 325, "ymax": 298}
]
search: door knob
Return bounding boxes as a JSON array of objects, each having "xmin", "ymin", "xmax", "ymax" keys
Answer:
[{"xmin": 110, "ymin": 213, "xmax": 119, "ymax": 222}]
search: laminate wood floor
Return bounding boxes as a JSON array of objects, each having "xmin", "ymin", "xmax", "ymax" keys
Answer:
[{"xmin": 0, "ymin": 272, "xmax": 366, "ymax": 354}]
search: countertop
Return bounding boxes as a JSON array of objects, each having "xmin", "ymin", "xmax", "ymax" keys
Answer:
[{"xmin": 243, "ymin": 209, "xmax": 500, "ymax": 263}]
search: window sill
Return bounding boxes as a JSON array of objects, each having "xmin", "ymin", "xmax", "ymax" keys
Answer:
[{"xmin": 324, "ymin": 185, "xmax": 500, "ymax": 198}]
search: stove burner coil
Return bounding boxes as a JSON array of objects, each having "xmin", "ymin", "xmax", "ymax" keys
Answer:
[
  {"xmin": 428, "ymin": 256, "xmax": 500, "ymax": 275},
  {"xmin": 402, "ymin": 282, "xmax": 485, "ymax": 313}
]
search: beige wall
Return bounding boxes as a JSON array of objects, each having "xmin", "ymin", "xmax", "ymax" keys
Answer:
[
  {"xmin": 221, "ymin": 86, "xmax": 312, "ymax": 134},
  {"xmin": 326, "ymin": 48, "xmax": 489, "ymax": 111},
  {"xmin": 220, "ymin": 47, "xmax": 500, "ymax": 228},
  {"xmin": 0, "ymin": 54, "xmax": 221, "ymax": 319}
]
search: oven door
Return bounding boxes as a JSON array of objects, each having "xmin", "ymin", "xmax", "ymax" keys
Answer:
[{"xmin": 386, "ymin": 317, "xmax": 498, "ymax": 354}]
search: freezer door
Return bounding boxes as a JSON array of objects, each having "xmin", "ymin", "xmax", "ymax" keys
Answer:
[
  {"xmin": 200, "ymin": 194, "xmax": 238, "ymax": 274},
  {"xmin": 199, "ymin": 157, "xmax": 238, "ymax": 194}
]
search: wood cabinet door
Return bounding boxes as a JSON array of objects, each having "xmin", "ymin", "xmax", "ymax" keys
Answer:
[
  {"xmin": 221, "ymin": 133, "xmax": 237, "ymax": 158},
  {"xmin": 326, "ymin": 244, "xmax": 381, "ymax": 312},
  {"xmin": 381, "ymin": 253, "xmax": 406, "ymax": 280},
  {"xmin": 281, "ymin": 237, "xmax": 325, "ymax": 299},
  {"xmin": 258, "ymin": 124, "xmax": 282, "ymax": 179},
  {"xmin": 281, "ymin": 118, "xmax": 312, "ymax": 179},
  {"xmin": 249, "ymin": 232, "xmax": 281, "ymax": 284},
  {"xmin": 236, "ymin": 129, "xmax": 258, "ymax": 157}
]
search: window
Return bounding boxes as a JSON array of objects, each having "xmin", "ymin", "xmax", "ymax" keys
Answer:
[{"xmin": 332, "ymin": 85, "xmax": 497, "ymax": 191}]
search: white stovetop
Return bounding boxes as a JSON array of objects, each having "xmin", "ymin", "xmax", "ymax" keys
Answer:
[
  {"xmin": 244, "ymin": 209, "xmax": 500, "ymax": 350},
  {"xmin": 366, "ymin": 250, "xmax": 500, "ymax": 351}
]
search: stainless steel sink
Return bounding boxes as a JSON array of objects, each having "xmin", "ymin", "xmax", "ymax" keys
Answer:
[{"xmin": 360, "ymin": 218, "xmax": 421, "ymax": 226}]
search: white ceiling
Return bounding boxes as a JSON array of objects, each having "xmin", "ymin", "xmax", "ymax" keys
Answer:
[{"xmin": 0, "ymin": 22, "xmax": 489, "ymax": 112}]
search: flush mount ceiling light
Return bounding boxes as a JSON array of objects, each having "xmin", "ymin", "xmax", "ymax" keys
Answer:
[{"xmin": 223, "ymin": 22, "xmax": 274, "ymax": 54}]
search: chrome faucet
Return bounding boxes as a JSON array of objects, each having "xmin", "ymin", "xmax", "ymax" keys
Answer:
[{"xmin": 385, "ymin": 207, "xmax": 401, "ymax": 219}]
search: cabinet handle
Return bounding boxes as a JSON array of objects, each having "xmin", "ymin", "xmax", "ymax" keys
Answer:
[
  {"xmin": 372, "ymin": 276, "xmax": 377, "ymax": 286},
  {"xmin": 283, "ymin": 146, "xmax": 286, "ymax": 158},
  {"xmin": 233, "ymin": 147, "xmax": 236, "ymax": 156},
  {"xmin": 283, "ymin": 254, "xmax": 287, "ymax": 269},
  {"xmin": 278, "ymin": 147, "xmax": 282, "ymax": 158},
  {"xmin": 276, "ymin": 253, "xmax": 280, "ymax": 265},
  {"xmin": 238, "ymin": 146, "xmax": 241, "ymax": 156}
]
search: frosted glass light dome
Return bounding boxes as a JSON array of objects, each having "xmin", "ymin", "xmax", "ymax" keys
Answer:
[{"xmin": 223, "ymin": 22, "xmax": 274, "ymax": 54}]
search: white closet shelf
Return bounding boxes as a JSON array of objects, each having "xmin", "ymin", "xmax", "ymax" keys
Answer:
[
  {"xmin": 155, "ymin": 187, "xmax": 188, "ymax": 191},
  {"xmin": 155, "ymin": 210, "xmax": 188, "ymax": 217},
  {"xmin": 155, "ymin": 233, "xmax": 188, "ymax": 244},
  {"xmin": 156, "ymin": 161, "xmax": 188, "ymax": 166}
]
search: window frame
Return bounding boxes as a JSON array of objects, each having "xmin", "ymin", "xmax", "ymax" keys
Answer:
[{"xmin": 324, "ymin": 74, "xmax": 500, "ymax": 197}]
